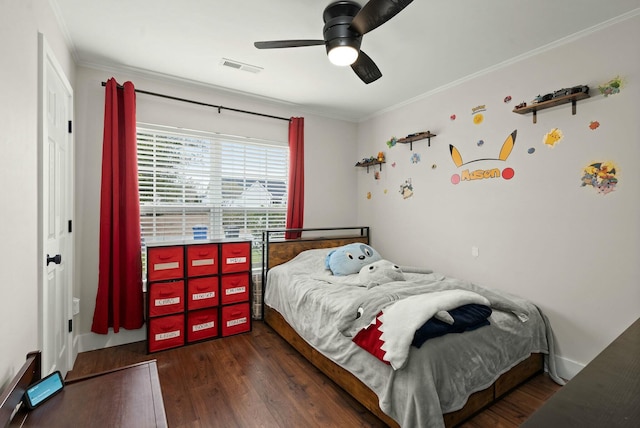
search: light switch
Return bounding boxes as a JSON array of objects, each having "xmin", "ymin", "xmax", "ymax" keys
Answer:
[{"xmin": 471, "ymin": 246, "xmax": 479, "ymax": 258}]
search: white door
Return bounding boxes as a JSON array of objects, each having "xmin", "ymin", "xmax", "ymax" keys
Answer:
[{"xmin": 39, "ymin": 34, "xmax": 74, "ymax": 377}]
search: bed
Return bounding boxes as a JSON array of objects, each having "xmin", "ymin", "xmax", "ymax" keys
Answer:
[{"xmin": 262, "ymin": 227, "xmax": 561, "ymax": 428}]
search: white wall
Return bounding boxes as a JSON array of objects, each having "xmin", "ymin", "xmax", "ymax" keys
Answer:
[
  {"xmin": 0, "ymin": 0, "xmax": 75, "ymax": 388},
  {"xmin": 73, "ymin": 66, "xmax": 359, "ymax": 349},
  {"xmin": 356, "ymin": 14, "xmax": 640, "ymax": 379}
]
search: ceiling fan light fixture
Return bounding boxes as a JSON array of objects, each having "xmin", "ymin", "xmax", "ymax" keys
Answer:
[{"xmin": 328, "ymin": 45, "xmax": 359, "ymax": 66}]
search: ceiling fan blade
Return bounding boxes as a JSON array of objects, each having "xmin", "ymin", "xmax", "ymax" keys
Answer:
[
  {"xmin": 254, "ymin": 40, "xmax": 325, "ymax": 49},
  {"xmin": 351, "ymin": 50, "xmax": 382, "ymax": 84},
  {"xmin": 350, "ymin": 0, "xmax": 414, "ymax": 35}
]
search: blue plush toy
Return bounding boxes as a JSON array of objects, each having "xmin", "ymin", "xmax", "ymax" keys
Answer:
[{"xmin": 325, "ymin": 243, "xmax": 382, "ymax": 276}]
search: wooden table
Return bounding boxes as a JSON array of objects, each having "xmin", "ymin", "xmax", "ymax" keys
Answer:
[
  {"xmin": 12, "ymin": 360, "xmax": 167, "ymax": 428},
  {"xmin": 522, "ymin": 317, "xmax": 640, "ymax": 427}
]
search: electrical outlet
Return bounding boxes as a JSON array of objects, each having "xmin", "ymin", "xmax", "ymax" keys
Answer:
[{"xmin": 73, "ymin": 297, "xmax": 80, "ymax": 316}]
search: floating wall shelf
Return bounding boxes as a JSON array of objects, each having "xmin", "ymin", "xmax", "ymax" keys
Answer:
[
  {"xmin": 355, "ymin": 160, "xmax": 385, "ymax": 173},
  {"xmin": 397, "ymin": 131, "xmax": 437, "ymax": 150},
  {"xmin": 513, "ymin": 92, "xmax": 590, "ymax": 124}
]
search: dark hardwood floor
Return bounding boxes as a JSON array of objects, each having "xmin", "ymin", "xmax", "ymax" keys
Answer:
[{"xmin": 67, "ymin": 321, "xmax": 561, "ymax": 427}]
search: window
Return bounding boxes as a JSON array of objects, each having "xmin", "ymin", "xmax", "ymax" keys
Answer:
[{"xmin": 137, "ymin": 124, "xmax": 288, "ymax": 268}]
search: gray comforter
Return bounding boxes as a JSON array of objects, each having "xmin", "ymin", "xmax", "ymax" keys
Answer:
[{"xmin": 264, "ymin": 248, "xmax": 560, "ymax": 428}]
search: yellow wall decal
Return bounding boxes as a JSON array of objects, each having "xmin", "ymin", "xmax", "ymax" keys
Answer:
[
  {"xmin": 543, "ymin": 128, "xmax": 564, "ymax": 147},
  {"xmin": 449, "ymin": 130, "xmax": 517, "ymax": 185}
]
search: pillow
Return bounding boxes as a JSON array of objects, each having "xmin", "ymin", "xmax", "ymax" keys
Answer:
[
  {"xmin": 358, "ymin": 259, "xmax": 405, "ymax": 288},
  {"xmin": 325, "ymin": 243, "xmax": 382, "ymax": 276}
]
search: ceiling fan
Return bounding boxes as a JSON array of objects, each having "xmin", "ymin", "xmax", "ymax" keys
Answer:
[{"xmin": 254, "ymin": 0, "xmax": 414, "ymax": 84}]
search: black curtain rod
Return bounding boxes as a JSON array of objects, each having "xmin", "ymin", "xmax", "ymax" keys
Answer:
[{"xmin": 100, "ymin": 81, "xmax": 291, "ymax": 122}]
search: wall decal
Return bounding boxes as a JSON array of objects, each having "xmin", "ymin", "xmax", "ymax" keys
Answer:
[
  {"xmin": 581, "ymin": 162, "xmax": 618, "ymax": 194},
  {"xmin": 410, "ymin": 153, "xmax": 421, "ymax": 164},
  {"xmin": 477, "ymin": 139, "xmax": 484, "ymax": 147},
  {"xmin": 392, "ymin": 162, "xmax": 396, "ymax": 167},
  {"xmin": 589, "ymin": 121, "xmax": 600, "ymax": 130},
  {"xmin": 598, "ymin": 76, "xmax": 623, "ymax": 97},
  {"xmin": 384, "ymin": 189, "xmax": 388, "ymax": 194},
  {"xmin": 502, "ymin": 168, "xmax": 515, "ymax": 180},
  {"xmin": 386, "ymin": 137, "xmax": 397, "ymax": 148},
  {"xmin": 367, "ymin": 191, "xmax": 372, "ymax": 199},
  {"xmin": 450, "ymin": 114, "xmax": 456, "ymax": 120},
  {"xmin": 449, "ymin": 130, "xmax": 517, "ymax": 184},
  {"xmin": 374, "ymin": 171, "xmax": 380, "ymax": 180},
  {"xmin": 543, "ymin": 128, "xmax": 564, "ymax": 147},
  {"xmin": 472, "ymin": 105, "xmax": 486, "ymax": 125},
  {"xmin": 399, "ymin": 179, "xmax": 413, "ymax": 199},
  {"xmin": 431, "ymin": 164, "xmax": 437, "ymax": 169},
  {"xmin": 528, "ymin": 147, "xmax": 536, "ymax": 154},
  {"xmin": 504, "ymin": 95, "xmax": 512, "ymax": 103}
]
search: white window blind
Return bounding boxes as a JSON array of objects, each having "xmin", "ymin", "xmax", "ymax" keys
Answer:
[{"xmin": 136, "ymin": 124, "xmax": 288, "ymax": 249}]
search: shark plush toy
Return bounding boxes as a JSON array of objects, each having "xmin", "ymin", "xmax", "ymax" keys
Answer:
[{"xmin": 358, "ymin": 259, "xmax": 405, "ymax": 288}]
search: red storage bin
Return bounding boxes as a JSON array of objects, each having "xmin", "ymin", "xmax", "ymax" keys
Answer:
[
  {"xmin": 187, "ymin": 308, "xmax": 219, "ymax": 342},
  {"xmin": 221, "ymin": 303, "xmax": 250, "ymax": 337},
  {"xmin": 188, "ymin": 276, "xmax": 219, "ymax": 310},
  {"xmin": 149, "ymin": 280, "xmax": 184, "ymax": 317},
  {"xmin": 148, "ymin": 246, "xmax": 184, "ymax": 281},
  {"xmin": 221, "ymin": 242, "xmax": 251, "ymax": 273},
  {"xmin": 221, "ymin": 273, "xmax": 249, "ymax": 305},
  {"xmin": 148, "ymin": 314, "xmax": 184, "ymax": 352},
  {"xmin": 187, "ymin": 244, "xmax": 218, "ymax": 277}
]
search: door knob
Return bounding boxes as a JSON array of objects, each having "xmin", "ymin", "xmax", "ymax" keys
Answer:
[{"xmin": 47, "ymin": 254, "xmax": 62, "ymax": 265}]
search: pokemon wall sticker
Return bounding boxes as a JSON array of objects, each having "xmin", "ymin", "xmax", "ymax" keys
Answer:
[
  {"xmin": 472, "ymin": 105, "xmax": 486, "ymax": 125},
  {"xmin": 449, "ymin": 130, "xmax": 517, "ymax": 185},
  {"xmin": 581, "ymin": 162, "xmax": 618, "ymax": 194},
  {"xmin": 399, "ymin": 179, "xmax": 413, "ymax": 199},
  {"xmin": 410, "ymin": 153, "xmax": 421, "ymax": 164},
  {"xmin": 598, "ymin": 76, "xmax": 623, "ymax": 97},
  {"xmin": 589, "ymin": 121, "xmax": 600, "ymax": 130},
  {"xmin": 543, "ymin": 128, "xmax": 564, "ymax": 147}
]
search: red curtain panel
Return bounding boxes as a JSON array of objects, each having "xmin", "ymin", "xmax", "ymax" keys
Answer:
[
  {"xmin": 285, "ymin": 117, "xmax": 304, "ymax": 239},
  {"xmin": 91, "ymin": 78, "xmax": 144, "ymax": 334}
]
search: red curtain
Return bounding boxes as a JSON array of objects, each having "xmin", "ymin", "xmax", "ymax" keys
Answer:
[
  {"xmin": 285, "ymin": 117, "xmax": 304, "ymax": 239},
  {"xmin": 91, "ymin": 78, "xmax": 144, "ymax": 334}
]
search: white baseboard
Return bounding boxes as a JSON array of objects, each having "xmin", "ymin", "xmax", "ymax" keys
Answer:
[
  {"xmin": 552, "ymin": 354, "xmax": 584, "ymax": 381},
  {"xmin": 76, "ymin": 325, "xmax": 146, "ymax": 354}
]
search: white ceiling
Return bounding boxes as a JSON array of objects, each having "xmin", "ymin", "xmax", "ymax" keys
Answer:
[{"xmin": 51, "ymin": 0, "xmax": 640, "ymax": 121}]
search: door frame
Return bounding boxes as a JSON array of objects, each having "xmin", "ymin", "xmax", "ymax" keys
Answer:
[{"xmin": 38, "ymin": 32, "xmax": 75, "ymax": 376}]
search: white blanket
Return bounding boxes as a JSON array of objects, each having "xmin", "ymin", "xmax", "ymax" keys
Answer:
[{"xmin": 376, "ymin": 290, "xmax": 490, "ymax": 369}]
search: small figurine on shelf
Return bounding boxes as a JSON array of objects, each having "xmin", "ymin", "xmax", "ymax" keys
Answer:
[
  {"xmin": 377, "ymin": 152, "xmax": 385, "ymax": 162},
  {"xmin": 386, "ymin": 137, "xmax": 397, "ymax": 148},
  {"xmin": 515, "ymin": 101, "xmax": 527, "ymax": 109}
]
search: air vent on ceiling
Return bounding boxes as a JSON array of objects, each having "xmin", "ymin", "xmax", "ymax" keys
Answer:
[{"xmin": 220, "ymin": 58, "xmax": 263, "ymax": 74}]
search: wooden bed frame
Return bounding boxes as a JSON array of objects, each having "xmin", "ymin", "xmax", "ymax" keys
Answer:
[{"xmin": 262, "ymin": 227, "xmax": 543, "ymax": 427}]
